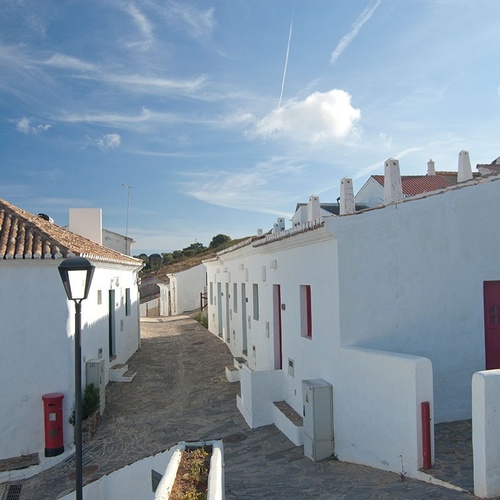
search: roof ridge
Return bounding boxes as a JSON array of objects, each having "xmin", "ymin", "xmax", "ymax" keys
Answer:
[{"xmin": 0, "ymin": 197, "xmax": 141, "ymax": 266}]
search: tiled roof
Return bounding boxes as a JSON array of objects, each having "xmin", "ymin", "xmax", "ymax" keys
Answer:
[
  {"xmin": 0, "ymin": 198, "xmax": 141, "ymax": 266},
  {"xmin": 477, "ymin": 163, "xmax": 500, "ymax": 173},
  {"xmin": 372, "ymin": 175, "xmax": 451, "ymax": 196}
]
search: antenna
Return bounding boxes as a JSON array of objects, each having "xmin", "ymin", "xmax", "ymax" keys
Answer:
[{"xmin": 122, "ymin": 184, "xmax": 132, "ymax": 253}]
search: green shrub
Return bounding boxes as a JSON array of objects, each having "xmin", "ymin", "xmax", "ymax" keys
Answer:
[{"xmin": 69, "ymin": 383, "xmax": 101, "ymax": 424}]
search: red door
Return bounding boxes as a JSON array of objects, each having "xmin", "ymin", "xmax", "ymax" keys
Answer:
[
  {"xmin": 273, "ymin": 285, "xmax": 283, "ymax": 370},
  {"xmin": 484, "ymin": 281, "xmax": 500, "ymax": 369}
]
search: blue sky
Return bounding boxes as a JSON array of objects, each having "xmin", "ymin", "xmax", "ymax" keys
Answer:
[{"xmin": 1, "ymin": 0, "xmax": 500, "ymax": 255}]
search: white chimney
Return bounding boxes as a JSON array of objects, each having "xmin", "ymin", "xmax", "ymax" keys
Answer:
[
  {"xmin": 458, "ymin": 150, "xmax": 473, "ymax": 182},
  {"xmin": 427, "ymin": 159, "xmax": 436, "ymax": 176},
  {"xmin": 340, "ymin": 177, "xmax": 355, "ymax": 215},
  {"xmin": 307, "ymin": 195, "xmax": 322, "ymax": 222},
  {"xmin": 384, "ymin": 158, "xmax": 403, "ymax": 204},
  {"xmin": 68, "ymin": 208, "xmax": 103, "ymax": 245}
]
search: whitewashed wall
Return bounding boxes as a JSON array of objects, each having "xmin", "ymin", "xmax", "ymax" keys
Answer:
[
  {"xmin": 472, "ymin": 369, "xmax": 500, "ymax": 498},
  {"xmin": 336, "ymin": 347, "xmax": 433, "ymax": 476},
  {"xmin": 329, "ymin": 178, "xmax": 500, "ymax": 422},
  {"xmin": 353, "ymin": 177, "xmax": 383, "ymax": 208},
  {"xmin": 168, "ymin": 264, "xmax": 206, "ymax": 315},
  {"xmin": 206, "ymin": 228, "xmax": 339, "ymax": 415},
  {"xmin": 0, "ymin": 259, "xmax": 140, "ymax": 461},
  {"xmin": 205, "ymin": 176, "xmax": 500, "ymax": 479},
  {"xmin": 102, "ymin": 229, "xmax": 133, "ymax": 256}
]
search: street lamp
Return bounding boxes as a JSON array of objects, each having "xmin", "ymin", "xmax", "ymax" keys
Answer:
[{"xmin": 58, "ymin": 257, "xmax": 95, "ymax": 500}]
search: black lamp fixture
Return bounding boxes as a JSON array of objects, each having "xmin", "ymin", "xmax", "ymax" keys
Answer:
[{"xmin": 58, "ymin": 257, "xmax": 95, "ymax": 500}]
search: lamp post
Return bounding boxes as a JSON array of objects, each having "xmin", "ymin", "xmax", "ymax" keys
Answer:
[{"xmin": 58, "ymin": 257, "xmax": 95, "ymax": 500}]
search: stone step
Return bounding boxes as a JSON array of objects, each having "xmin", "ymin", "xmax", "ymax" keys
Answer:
[{"xmin": 109, "ymin": 363, "xmax": 136, "ymax": 382}]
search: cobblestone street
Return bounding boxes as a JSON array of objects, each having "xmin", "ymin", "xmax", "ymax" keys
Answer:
[{"xmin": 10, "ymin": 316, "xmax": 474, "ymax": 499}]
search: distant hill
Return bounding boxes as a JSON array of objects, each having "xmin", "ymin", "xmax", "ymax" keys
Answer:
[{"xmin": 139, "ymin": 236, "xmax": 250, "ymax": 283}]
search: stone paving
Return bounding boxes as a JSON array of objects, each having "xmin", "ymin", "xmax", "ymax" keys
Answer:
[{"xmin": 10, "ymin": 316, "xmax": 476, "ymax": 499}]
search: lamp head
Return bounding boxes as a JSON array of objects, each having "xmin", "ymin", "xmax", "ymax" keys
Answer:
[{"xmin": 58, "ymin": 257, "xmax": 95, "ymax": 301}]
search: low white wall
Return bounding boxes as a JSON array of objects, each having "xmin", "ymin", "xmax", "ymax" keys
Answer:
[
  {"xmin": 472, "ymin": 370, "xmax": 500, "ymax": 498},
  {"xmin": 237, "ymin": 365, "xmax": 284, "ymax": 428},
  {"xmin": 335, "ymin": 346, "xmax": 433, "ymax": 478},
  {"xmin": 60, "ymin": 448, "xmax": 176, "ymax": 499}
]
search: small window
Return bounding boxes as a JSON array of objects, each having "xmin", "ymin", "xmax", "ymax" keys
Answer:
[
  {"xmin": 253, "ymin": 284, "xmax": 259, "ymax": 321},
  {"xmin": 97, "ymin": 290, "xmax": 102, "ymax": 305},
  {"xmin": 233, "ymin": 283, "xmax": 238, "ymax": 313},
  {"xmin": 125, "ymin": 288, "xmax": 131, "ymax": 316},
  {"xmin": 300, "ymin": 285, "xmax": 312, "ymax": 338},
  {"xmin": 209, "ymin": 282, "xmax": 214, "ymax": 305}
]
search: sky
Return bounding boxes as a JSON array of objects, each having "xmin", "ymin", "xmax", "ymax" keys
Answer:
[{"xmin": 1, "ymin": 0, "xmax": 500, "ymax": 255}]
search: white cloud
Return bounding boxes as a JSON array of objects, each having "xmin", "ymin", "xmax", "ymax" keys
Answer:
[
  {"xmin": 330, "ymin": 0, "xmax": 381, "ymax": 65},
  {"xmin": 183, "ymin": 157, "xmax": 303, "ymax": 215},
  {"xmin": 95, "ymin": 133, "xmax": 121, "ymax": 150},
  {"xmin": 123, "ymin": 4, "xmax": 154, "ymax": 51},
  {"xmin": 164, "ymin": 1, "xmax": 215, "ymax": 39},
  {"xmin": 252, "ymin": 90, "xmax": 361, "ymax": 144},
  {"xmin": 43, "ymin": 54, "xmax": 96, "ymax": 72},
  {"xmin": 15, "ymin": 117, "xmax": 51, "ymax": 135}
]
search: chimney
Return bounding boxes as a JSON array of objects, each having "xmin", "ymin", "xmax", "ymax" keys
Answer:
[
  {"xmin": 307, "ymin": 195, "xmax": 322, "ymax": 223},
  {"xmin": 427, "ymin": 159, "xmax": 436, "ymax": 176},
  {"xmin": 458, "ymin": 150, "xmax": 473, "ymax": 182},
  {"xmin": 384, "ymin": 158, "xmax": 403, "ymax": 204},
  {"xmin": 68, "ymin": 208, "xmax": 103, "ymax": 245},
  {"xmin": 340, "ymin": 177, "xmax": 355, "ymax": 215}
]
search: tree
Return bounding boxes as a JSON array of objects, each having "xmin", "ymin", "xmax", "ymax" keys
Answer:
[
  {"xmin": 162, "ymin": 253, "xmax": 173, "ymax": 265},
  {"xmin": 209, "ymin": 234, "xmax": 231, "ymax": 249},
  {"xmin": 149, "ymin": 253, "xmax": 162, "ymax": 271}
]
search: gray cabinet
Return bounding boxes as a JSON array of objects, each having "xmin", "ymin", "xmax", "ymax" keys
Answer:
[
  {"xmin": 86, "ymin": 358, "xmax": 105, "ymax": 415},
  {"xmin": 302, "ymin": 379, "xmax": 333, "ymax": 461}
]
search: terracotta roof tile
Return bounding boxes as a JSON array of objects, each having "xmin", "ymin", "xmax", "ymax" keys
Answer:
[
  {"xmin": 372, "ymin": 174, "xmax": 451, "ymax": 197},
  {"xmin": 0, "ymin": 198, "xmax": 141, "ymax": 266}
]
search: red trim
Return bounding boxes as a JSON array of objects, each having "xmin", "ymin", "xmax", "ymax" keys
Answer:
[{"xmin": 421, "ymin": 402, "xmax": 432, "ymax": 469}]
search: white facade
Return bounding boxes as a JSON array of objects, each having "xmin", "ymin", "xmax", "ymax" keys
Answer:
[
  {"xmin": 0, "ymin": 259, "xmax": 141, "ymax": 462},
  {"xmin": 205, "ymin": 174, "xmax": 500, "ymax": 480},
  {"xmin": 167, "ymin": 264, "xmax": 206, "ymax": 315},
  {"xmin": 103, "ymin": 229, "xmax": 134, "ymax": 256}
]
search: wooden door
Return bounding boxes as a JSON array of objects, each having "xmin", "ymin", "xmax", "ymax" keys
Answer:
[
  {"xmin": 484, "ymin": 281, "xmax": 500, "ymax": 369},
  {"xmin": 273, "ymin": 285, "xmax": 283, "ymax": 370}
]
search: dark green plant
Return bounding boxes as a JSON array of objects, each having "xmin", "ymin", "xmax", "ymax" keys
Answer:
[{"xmin": 69, "ymin": 383, "xmax": 100, "ymax": 424}]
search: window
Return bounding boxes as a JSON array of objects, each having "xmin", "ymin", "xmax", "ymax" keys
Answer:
[
  {"xmin": 97, "ymin": 290, "xmax": 102, "ymax": 305},
  {"xmin": 125, "ymin": 288, "xmax": 131, "ymax": 316},
  {"xmin": 253, "ymin": 284, "xmax": 259, "ymax": 321},
  {"xmin": 209, "ymin": 282, "xmax": 214, "ymax": 305},
  {"xmin": 233, "ymin": 283, "xmax": 238, "ymax": 313},
  {"xmin": 300, "ymin": 285, "xmax": 312, "ymax": 338}
]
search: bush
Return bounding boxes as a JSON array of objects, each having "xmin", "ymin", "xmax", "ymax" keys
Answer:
[{"xmin": 69, "ymin": 383, "xmax": 101, "ymax": 424}]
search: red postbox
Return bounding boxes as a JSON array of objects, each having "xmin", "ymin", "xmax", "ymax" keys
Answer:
[{"xmin": 42, "ymin": 393, "xmax": 64, "ymax": 457}]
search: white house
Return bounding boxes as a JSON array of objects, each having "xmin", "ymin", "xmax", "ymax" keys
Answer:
[
  {"xmin": 67, "ymin": 207, "xmax": 134, "ymax": 255},
  {"xmin": 0, "ymin": 198, "xmax": 143, "ymax": 467},
  {"xmin": 204, "ymin": 156, "xmax": 500, "ymax": 489},
  {"xmin": 167, "ymin": 263, "xmax": 206, "ymax": 315}
]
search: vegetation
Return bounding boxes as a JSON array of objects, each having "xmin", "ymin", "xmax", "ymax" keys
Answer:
[
  {"xmin": 69, "ymin": 383, "xmax": 100, "ymax": 424},
  {"xmin": 170, "ymin": 446, "xmax": 211, "ymax": 500},
  {"xmin": 135, "ymin": 234, "xmax": 248, "ymax": 279},
  {"xmin": 193, "ymin": 312, "xmax": 208, "ymax": 329}
]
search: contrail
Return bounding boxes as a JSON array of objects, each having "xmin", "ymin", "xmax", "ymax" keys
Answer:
[
  {"xmin": 330, "ymin": 0, "xmax": 381, "ymax": 65},
  {"xmin": 278, "ymin": 15, "xmax": 293, "ymax": 108}
]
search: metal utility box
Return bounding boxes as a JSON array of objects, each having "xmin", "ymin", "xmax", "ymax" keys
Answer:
[
  {"xmin": 302, "ymin": 379, "xmax": 333, "ymax": 461},
  {"xmin": 86, "ymin": 358, "xmax": 105, "ymax": 415}
]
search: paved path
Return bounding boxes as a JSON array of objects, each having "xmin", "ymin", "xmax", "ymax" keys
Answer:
[{"xmin": 14, "ymin": 316, "xmax": 474, "ymax": 499}]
